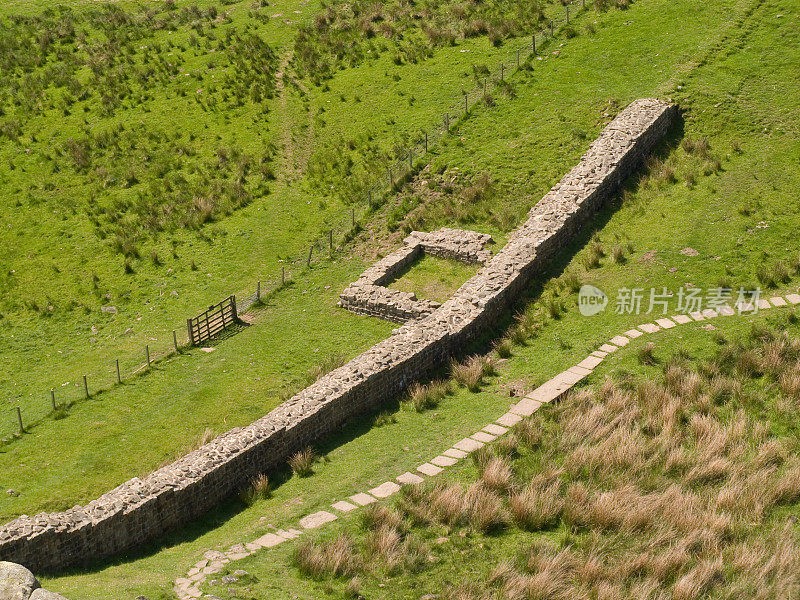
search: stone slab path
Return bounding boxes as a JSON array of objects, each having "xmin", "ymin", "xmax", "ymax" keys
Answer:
[{"xmin": 174, "ymin": 295, "xmax": 799, "ymax": 599}]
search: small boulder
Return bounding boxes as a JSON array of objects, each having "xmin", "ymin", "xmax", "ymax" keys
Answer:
[
  {"xmin": 30, "ymin": 589, "xmax": 70, "ymax": 600},
  {"xmin": 0, "ymin": 561, "xmax": 40, "ymax": 600}
]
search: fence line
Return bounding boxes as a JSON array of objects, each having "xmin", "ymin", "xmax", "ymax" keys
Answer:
[{"xmin": 2, "ymin": 0, "xmax": 595, "ymax": 442}]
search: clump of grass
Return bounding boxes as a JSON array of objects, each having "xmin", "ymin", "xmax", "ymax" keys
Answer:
[
  {"xmin": 480, "ymin": 457, "xmax": 514, "ymax": 492},
  {"xmin": 240, "ymin": 473, "xmax": 271, "ymax": 505},
  {"xmin": 406, "ymin": 380, "xmax": 449, "ymax": 412},
  {"xmin": 583, "ymin": 242, "xmax": 604, "ymax": 269},
  {"xmin": 295, "ymin": 535, "xmax": 360, "ymax": 579},
  {"xmin": 494, "ymin": 338, "xmax": 513, "ymax": 359},
  {"xmin": 451, "ymin": 355, "xmax": 496, "ymax": 392},
  {"xmin": 546, "ymin": 298, "xmax": 565, "ymax": 320},
  {"xmin": 289, "ymin": 446, "xmax": 316, "ymax": 477},
  {"xmin": 562, "ymin": 272, "xmax": 581, "ymax": 294},
  {"xmin": 510, "ymin": 479, "xmax": 563, "ymax": 531},
  {"xmin": 373, "ymin": 411, "xmax": 397, "ymax": 427},
  {"xmin": 611, "ymin": 244, "xmax": 626, "ymax": 264},
  {"xmin": 638, "ymin": 342, "xmax": 657, "ymax": 366}
]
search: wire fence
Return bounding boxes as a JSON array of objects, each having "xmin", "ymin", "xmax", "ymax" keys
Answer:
[{"xmin": 1, "ymin": 0, "xmax": 594, "ymax": 442}]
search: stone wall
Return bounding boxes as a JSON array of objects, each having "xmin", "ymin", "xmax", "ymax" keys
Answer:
[
  {"xmin": 338, "ymin": 227, "xmax": 494, "ymax": 323},
  {"xmin": 0, "ymin": 99, "xmax": 677, "ymax": 573}
]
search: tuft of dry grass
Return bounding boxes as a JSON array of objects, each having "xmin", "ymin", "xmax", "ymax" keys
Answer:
[
  {"xmin": 240, "ymin": 473, "xmax": 271, "ymax": 505},
  {"xmin": 494, "ymin": 338, "xmax": 513, "ymax": 358},
  {"xmin": 638, "ymin": 342, "xmax": 657, "ymax": 366},
  {"xmin": 480, "ymin": 457, "xmax": 514, "ymax": 492},
  {"xmin": 451, "ymin": 355, "xmax": 496, "ymax": 392},
  {"xmin": 289, "ymin": 446, "xmax": 316, "ymax": 477},
  {"xmin": 406, "ymin": 379, "xmax": 449, "ymax": 412},
  {"xmin": 510, "ymin": 479, "xmax": 563, "ymax": 531},
  {"xmin": 295, "ymin": 534, "xmax": 360, "ymax": 579}
]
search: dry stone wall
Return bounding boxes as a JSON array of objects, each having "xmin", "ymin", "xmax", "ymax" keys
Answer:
[
  {"xmin": 0, "ymin": 99, "xmax": 676, "ymax": 573},
  {"xmin": 338, "ymin": 227, "xmax": 494, "ymax": 323}
]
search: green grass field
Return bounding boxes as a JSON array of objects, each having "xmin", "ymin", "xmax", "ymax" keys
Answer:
[{"xmin": 2, "ymin": 0, "xmax": 799, "ymax": 595}]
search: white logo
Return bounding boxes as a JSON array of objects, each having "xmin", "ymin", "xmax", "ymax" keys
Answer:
[{"xmin": 579, "ymin": 285, "xmax": 608, "ymax": 316}]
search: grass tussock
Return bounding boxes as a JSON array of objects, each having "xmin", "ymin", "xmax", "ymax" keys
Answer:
[
  {"xmin": 289, "ymin": 446, "xmax": 317, "ymax": 477},
  {"xmin": 406, "ymin": 380, "xmax": 450, "ymax": 412},
  {"xmin": 451, "ymin": 355, "xmax": 497, "ymax": 392}
]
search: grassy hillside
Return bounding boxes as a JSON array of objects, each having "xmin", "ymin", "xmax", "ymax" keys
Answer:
[{"xmin": 23, "ymin": 0, "xmax": 800, "ymax": 596}]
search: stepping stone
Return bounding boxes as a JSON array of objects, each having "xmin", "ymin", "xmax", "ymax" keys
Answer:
[
  {"xmin": 787, "ymin": 294, "xmax": 800, "ymax": 304},
  {"xmin": 568, "ymin": 365, "xmax": 593, "ymax": 376},
  {"xmin": 718, "ymin": 306, "xmax": 735, "ymax": 316},
  {"xmin": 655, "ymin": 318, "xmax": 676, "ymax": 329},
  {"xmin": 443, "ymin": 447, "xmax": 468, "ymax": 459},
  {"xmin": 591, "ymin": 350, "xmax": 608, "ymax": 358},
  {"xmin": 245, "ymin": 542, "xmax": 261, "ymax": 552},
  {"xmin": 702, "ymin": 309, "xmax": 719, "ymax": 318},
  {"xmin": 757, "ymin": 298, "xmax": 772, "ymax": 310},
  {"xmin": 471, "ymin": 431, "xmax": 496, "ymax": 443},
  {"xmin": 187, "ymin": 567, "xmax": 200, "ymax": 577},
  {"xmin": 454, "ymin": 437, "xmax": 485, "ymax": 452},
  {"xmin": 252, "ymin": 533, "xmax": 286, "ymax": 548},
  {"xmin": 349, "ymin": 492, "xmax": 377, "ymax": 506},
  {"xmin": 599, "ymin": 343, "xmax": 619, "ymax": 353},
  {"xmin": 397, "ymin": 472, "xmax": 424, "ymax": 485},
  {"xmin": 639, "ymin": 323, "xmax": 661, "ymax": 333},
  {"xmin": 558, "ymin": 368, "xmax": 590, "ymax": 386},
  {"xmin": 578, "ymin": 355, "xmax": 603, "ymax": 370},
  {"xmin": 770, "ymin": 296, "xmax": 788, "ymax": 307},
  {"xmin": 624, "ymin": 329, "xmax": 644, "ymax": 339},
  {"xmin": 689, "ymin": 311, "xmax": 705, "ymax": 321},
  {"xmin": 672, "ymin": 314, "xmax": 692, "ymax": 324},
  {"xmin": 609, "ymin": 335, "xmax": 630, "ymax": 346},
  {"xmin": 483, "ymin": 423, "xmax": 508, "ymax": 436},
  {"xmin": 736, "ymin": 302, "xmax": 755, "ymax": 313},
  {"xmin": 417, "ymin": 462, "xmax": 444, "ymax": 476},
  {"xmin": 369, "ymin": 481, "xmax": 401, "ymax": 498},
  {"xmin": 228, "ymin": 552, "xmax": 249, "ymax": 560},
  {"xmin": 431, "ymin": 455, "xmax": 458, "ymax": 467},
  {"xmin": 512, "ymin": 397, "xmax": 543, "ymax": 416},
  {"xmin": 331, "ymin": 500, "xmax": 359, "ymax": 513},
  {"xmin": 300, "ymin": 510, "xmax": 338, "ymax": 529},
  {"xmin": 204, "ymin": 561, "xmax": 226, "ymax": 575},
  {"xmin": 530, "ymin": 377, "xmax": 573, "ymax": 403},
  {"xmin": 496, "ymin": 412, "xmax": 523, "ymax": 427}
]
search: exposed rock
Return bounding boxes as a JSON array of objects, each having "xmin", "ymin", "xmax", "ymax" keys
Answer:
[
  {"xmin": 0, "ymin": 561, "xmax": 39, "ymax": 600},
  {"xmin": 29, "ymin": 589, "xmax": 69, "ymax": 600}
]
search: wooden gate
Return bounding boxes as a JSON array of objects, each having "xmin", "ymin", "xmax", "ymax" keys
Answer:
[{"xmin": 187, "ymin": 295, "xmax": 238, "ymax": 345}]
